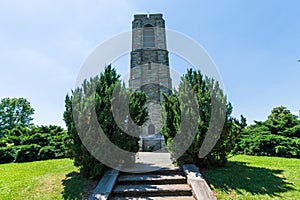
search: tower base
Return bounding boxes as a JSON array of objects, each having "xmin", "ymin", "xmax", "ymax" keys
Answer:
[{"xmin": 139, "ymin": 135, "xmax": 165, "ymax": 152}]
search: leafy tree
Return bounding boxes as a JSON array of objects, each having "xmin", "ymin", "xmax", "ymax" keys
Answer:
[
  {"xmin": 162, "ymin": 69, "xmax": 246, "ymax": 167},
  {"xmin": 0, "ymin": 97, "xmax": 34, "ymax": 131},
  {"xmin": 235, "ymin": 106, "xmax": 300, "ymax": 158},
  {"xmin": 265, "ymin": 106, "xmax": 300, "ymax": 137},
  {"xmin": 64, "ymin": 65, "xmax": 148, "ymax": 178}
]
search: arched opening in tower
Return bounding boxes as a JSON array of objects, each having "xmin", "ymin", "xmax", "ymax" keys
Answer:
[
  {"xmin": 148, "ymin": 123, "xmax": 155, "ymax": 135},
  {"xmin": 143, "ymin": 25, "xmax": 155, "ymax": 48}
]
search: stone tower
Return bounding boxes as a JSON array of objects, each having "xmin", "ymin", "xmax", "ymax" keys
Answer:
[{"xmin": 129, "ymin": 13, "xmax": 172, "ymax": 151}]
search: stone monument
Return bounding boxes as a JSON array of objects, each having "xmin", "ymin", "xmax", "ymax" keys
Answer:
[{"xmin": 129, "ymin": 13, "xmax": 172, "ymax": 151}]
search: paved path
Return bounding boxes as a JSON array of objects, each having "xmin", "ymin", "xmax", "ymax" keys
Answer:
[{"xmin": 122, "ymin": 152, "xmax": 178, "ymax": 173}]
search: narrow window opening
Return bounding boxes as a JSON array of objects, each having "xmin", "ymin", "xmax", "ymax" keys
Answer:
[
  {"xmin": 148, "ymin": 124, "xmax": 155, "ymax": 135},
  {"xmin": 143, "ymin": 25, "xmax": 154, "ymax": 48}
]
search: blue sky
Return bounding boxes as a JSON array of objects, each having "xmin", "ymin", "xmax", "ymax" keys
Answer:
[{"xmin": 0, "ymin": 0, "xmax": 299, "ymax": 127}]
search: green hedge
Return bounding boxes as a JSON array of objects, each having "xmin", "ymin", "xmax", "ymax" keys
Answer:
[
  {"xmin": 38, "ymin": 146, "xmax": 56, "ymax": 160},
  {"xmin": 15, "ymin": 144, "xmax": 41, "ymax": 162},
  {"xmin": 0, "ymin": 147, "xmax": 16, "ymax": 164},
  {"xmin": 236, "ymin": 134, "xmax": 300, "ymax": 158},
  {"xmin": 0, "ymin": 145, "xmax": 63, "ymax": 164},
  {"xmin": 21, "ymin": 133, "xmax": 50, "ymax": 146},
  {"xmin": 0, "ymin": 125, "xmax": 68, "ymax": 163}
]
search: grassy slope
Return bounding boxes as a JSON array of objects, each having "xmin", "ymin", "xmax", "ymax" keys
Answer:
[
  {"xmin": 204, "ymin": 155, "xmax": 300, "ymax": 200},
  {"xmin": 0, "ymin": 159, "xmax": 91, "ymax": 200}
]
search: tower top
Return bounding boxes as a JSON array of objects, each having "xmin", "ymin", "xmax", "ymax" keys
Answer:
[
  {"xmin": 134, "ymin": 13, "xmax": 163, "ymax": 20},
  {"xmin": 132, "ymin": 13, "xmax": 165, "ymax": 29}
]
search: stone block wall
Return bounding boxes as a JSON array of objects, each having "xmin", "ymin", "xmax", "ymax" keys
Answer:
[{"xmin": 130, "ymin": 13, "xmax": 171, "ymax": 151}]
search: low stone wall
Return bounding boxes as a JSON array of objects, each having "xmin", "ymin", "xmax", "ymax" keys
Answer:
[{"xmin": 183, "ymin": 164, "xmax": 217, "ymax": 200}]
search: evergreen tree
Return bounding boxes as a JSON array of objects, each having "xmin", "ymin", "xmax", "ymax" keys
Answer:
[
  {"xmin": 265, "ymin": 106, "xmax": 300, "ymax": 137},
  {"xmin": 162, "ymin": 69, "xmax": 246, "ymax": 167},
  {"xmin": 235, "ymin": 106, "xmax": 300, "ymax": 157},
  {"xmin": 64, "ymin": 65, "xmax": 147, "ymax": 177}
]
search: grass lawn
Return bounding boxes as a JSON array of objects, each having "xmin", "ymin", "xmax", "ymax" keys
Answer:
[
  {"xmin": 204, "ymin": 155, "xmax": 300, "ymax": 200},
  {"xmin": 0, "ymin": 158, "xmax": 97, "ymax": 200}
]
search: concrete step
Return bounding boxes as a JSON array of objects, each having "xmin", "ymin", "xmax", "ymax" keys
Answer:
[
  {"xmin": 122, "ymin": 167, "xmax": 183, "ymax": 175},
  {"xmin": 110, "ymin": 165, "xmax": 195, "ymax": 199},
  {"xmin": 112, "ymin": 184, "xmax": 192, "ymax": 197},
  {"xmin": 110, "ymin": 196, "xmax": 195, "ymax": 200},
  {"xmin": 117, "ymin": 173, "xmax": 187, "ymax": 185}
]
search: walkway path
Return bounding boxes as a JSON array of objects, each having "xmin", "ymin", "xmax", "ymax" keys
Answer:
[{"xmin": 122, "ymin": 152, "xmax": 177, "ymax": 173}]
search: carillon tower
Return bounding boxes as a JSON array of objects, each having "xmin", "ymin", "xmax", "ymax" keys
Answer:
[{"xmin": 129, "ymin": 13, "xmax": 172, "ymax": 151}]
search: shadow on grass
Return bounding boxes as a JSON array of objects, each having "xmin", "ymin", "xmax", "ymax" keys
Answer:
[
  {"xmin": 61, "ymin": 171, "xmax": 98, "ymax": 200},
  {"xmin": 204, "ymin": 161, "xmax": 295, "ymax": 197}
]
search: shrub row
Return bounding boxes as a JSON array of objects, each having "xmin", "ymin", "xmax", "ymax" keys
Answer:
[
  {"xmin": 0, "ymin": 144, "xmax": 58, "ymax": 164},
  {"xmin": 0, "ymin": 125, "xmax": 68, "ymax": 164},
  {"xmin": 235, "ymin": 134, "xmax": 300, "ymax": 158}
]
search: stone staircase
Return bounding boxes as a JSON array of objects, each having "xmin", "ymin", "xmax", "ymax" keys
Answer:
[{"xmin": 109, "ymin": 168, "xmax": 195, "ymax": 199}]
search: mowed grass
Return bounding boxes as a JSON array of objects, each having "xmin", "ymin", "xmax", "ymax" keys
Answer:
[
  {"xmin": 204, "ymin": 155, "xmax": 300, "ymax": 200},
  {"xmin": 0, "ymin": 158, "xmax": 95, "ymax": 200}
]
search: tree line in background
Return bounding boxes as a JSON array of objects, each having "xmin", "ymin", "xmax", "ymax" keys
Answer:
[
  {"xmin": 234, "ymin": 106, "xmax": 300, "ymax": 158},
  {"xmin": 0, "ymin": 98, "xmax": 67, "ymax": 163}
]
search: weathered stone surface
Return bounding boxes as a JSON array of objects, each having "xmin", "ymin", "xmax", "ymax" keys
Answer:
[
  {"xmin": 130, "ymin": 49, "xmax": 169, "ymax": 68},
  {"xmin": 183, "ymin": 164, "xmax": 217, "ymax": 200},
  {"xmin": 109, "ymin": 152, "xmax": 195, "ymax": 199},
  {"xmin": 89, "ymin": 169, "xmax": 119, "ymax": 200},
  {"xmin": 141, "ymin": 137, "xmax": 164, "ymax": 151},
  {"xmin": 118, "ymin": 174, "xmax": 187, "ymax": 184},
  {"xmin": 132, "ymin": 14, "xmax": 166, "ymax": 50},
  {"xmin": 129, "ymin": 13, "xmax": 172, "ymax": 151},
  {"xmin": 113, "ymin": 184, "xmax": 192, "ymax": 195}
]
